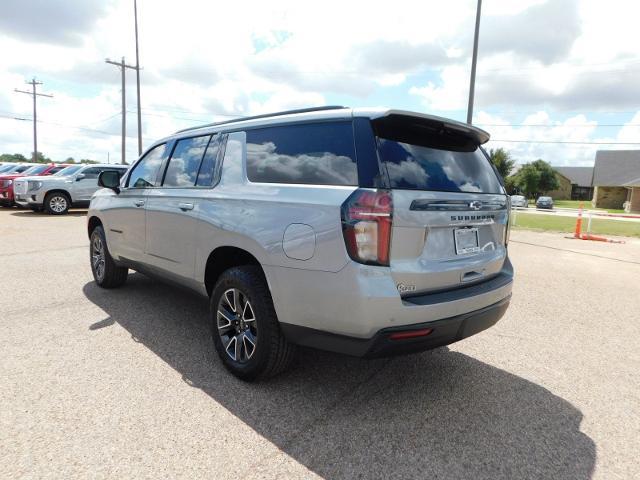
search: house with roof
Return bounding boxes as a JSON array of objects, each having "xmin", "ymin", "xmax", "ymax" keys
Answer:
[
  {"xmin": 548, "ymin": 166, "xmax": 594, "ymax": 201},
  {"xmin": 592, "ymin": 150, "xmax": 640, "ymax": 213}
]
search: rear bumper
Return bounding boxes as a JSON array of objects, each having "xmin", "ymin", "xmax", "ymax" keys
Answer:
[
  {"xmin": 281, "ymin": 295, "xmax": 511, "ymax": 357},
  {"xmin": 266, "ymin": 256, "xmax": 513, "ymax": 343}
]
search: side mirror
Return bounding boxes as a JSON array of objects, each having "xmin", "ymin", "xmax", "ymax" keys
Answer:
[
  {"xmin": 75, "ymin": 173, "xmax": 85, "ymax": 181},
  {"xmin": 98, "ymin": 170, "xmax": 121, "ymax": 193}
]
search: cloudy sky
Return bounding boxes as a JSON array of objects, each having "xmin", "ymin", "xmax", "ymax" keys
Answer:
[{"xmin": 0, "ymin": 0, "xmax": 639, "ymax": 166}]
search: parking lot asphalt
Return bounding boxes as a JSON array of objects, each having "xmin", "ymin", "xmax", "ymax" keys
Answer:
[{"xmin": 1, "ymin": 209, "xmax": 639, "ymax": 479}]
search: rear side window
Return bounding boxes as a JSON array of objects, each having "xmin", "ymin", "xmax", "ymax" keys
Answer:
[
  {"xmin": 246, "ymin": 122, "xmax": 358, "ymax": 186},
  {"xmin": 128, "ymin": 143, "xmax": 166, "ymax": 188},
  {"xmin": 377, "ymin": 139, "xmax": 502, "ymax": 193},
  {"xmin": 195, "ymin": 136, "xmax": 221, "ymax": 187},
  {"xmin": 163, "ymin": 135, "xmax": 210, "ymax": 187},
  {"xmin": 82, "ymin": 167, "xmax": 101, "ymax": 179}
]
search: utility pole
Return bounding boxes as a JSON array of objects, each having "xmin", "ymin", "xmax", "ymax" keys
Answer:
[
  {"xmin": 467, "ymin": 0, "xmax": 482, "ymax": 125},
  {"xmin": 134, "ymin": 0, "xmax": 143, "ymax": 155},
  {"xmin": 106, "ymin": 57, "xmax": 137, "ymax": 164},
  {"xmin": 14, "ymin": 78, "xmax": 53, "ymax": 162}
]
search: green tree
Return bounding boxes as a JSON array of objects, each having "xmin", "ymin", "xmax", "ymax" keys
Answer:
[
  {"xmin": 79, "ymin": 158, "xmax": 98, "ymax": 164},
  {"xmin": 488, "ymin": 147, "xmax": 516, "ymax": 179},
  {"xmin": 31, "ymin": 152, "xmax": 52, "ymax": 163},
  {"xmin": 0, "ymin": 153, "xmax": 28, "ymax": 163},
  {"xmin": 513, "ymin": 159, "xmax": 559, "ymax": 198}
]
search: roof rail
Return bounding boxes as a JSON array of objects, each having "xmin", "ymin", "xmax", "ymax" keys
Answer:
[{"xmin": 176, "ymin": 105, "xmax": 348, "ymax": 133}]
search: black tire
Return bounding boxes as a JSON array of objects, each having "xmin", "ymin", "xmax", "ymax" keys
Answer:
[
  {"xmin": 210, "ymin": 266, "xmax": 296, "ymax": 381},
  {"xmin": 90, "ymin": 225, "xmax": 128, "ymax": 288},
  {"xmin": 44, "ymin": 192, "xmax": 70, "ymax": 215}
]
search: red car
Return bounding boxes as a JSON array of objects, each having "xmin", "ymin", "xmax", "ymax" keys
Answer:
[{"xmin": 0, "ymin": 164, "xmax": 71, "ymax": 207}]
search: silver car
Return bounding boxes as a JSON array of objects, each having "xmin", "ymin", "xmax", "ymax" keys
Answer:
[
  {"xmin": 510, "ymin": 195, "xmax": 528, "ymax": 208},
  {"xmin": 14, "ymin": 164, "xmax": 128, "ymax": 214},
  {"xmin": 88, "ymin": 106, "xmax": 514, "ymax": 380}
]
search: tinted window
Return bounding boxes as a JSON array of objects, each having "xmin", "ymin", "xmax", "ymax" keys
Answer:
[
  {"xmin": 377, "ymin": 139, "xmax": 502, "ymax": 193},
  {"xmin": 246, "ymin": 122, "xmax": 358, "ymax": 185},
  {"xmin": 23, "ymin": 165, "xmax": 48, "ymax": 175},
  {"xmin": 55, "ymin": 165, "xmax": 83, "ymax": 176},
  {"xmin": 81, "ymin": 167, "xmax": 101, "ymax": 179},
  {"xmin": 49, "ymin": 166, "xmax": 65, "ymax": 174},
  {"xmin": 128, "ymin": 144, "xmax": 166, "ymax": 188},
  {"xmin": 196, "ymin": 136, "xmax": 220, "ymax": 187},
  {"xmin": 14, "ymin": 165, "xmax": 31, "ymax": 173},
  {"xmin": 163, "ymin": 136, "xmax": 210, "ymax": 187}
]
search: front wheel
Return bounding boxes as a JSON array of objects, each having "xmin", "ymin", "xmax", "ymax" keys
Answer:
[
  {"xmin": 44, "ymin": 192, "xmax": 70, "ymax": 215},
  {"xmin": 90, "ymin": 226, "xmax": 128, "ymax": 288},
  {"xmin": 210, "ymin": 266, "xmax": 296, "ymax": 381}
]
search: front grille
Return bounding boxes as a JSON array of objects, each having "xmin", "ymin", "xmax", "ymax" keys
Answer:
[{"xmin": 13, "ymin": 181, "xmax": 27, "ymax": 195}]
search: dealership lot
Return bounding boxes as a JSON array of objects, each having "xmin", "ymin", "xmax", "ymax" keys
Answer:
[{"xmin": 1, "ymin": 209, "xmax": 639, "ymax": 479}]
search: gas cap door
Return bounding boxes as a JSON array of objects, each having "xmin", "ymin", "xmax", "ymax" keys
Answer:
[{"xmin": 283, "ymin": 223, "xmax": 316, "ymax": 260}]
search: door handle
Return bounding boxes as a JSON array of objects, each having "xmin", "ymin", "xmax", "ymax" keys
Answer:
[
  {"xmin": 178, "ymin": 202, "xmax": 194, "ymax": 211},
  {"xmin": 134, "ymin": 200, "xmax": 145, "ymax": 207}
]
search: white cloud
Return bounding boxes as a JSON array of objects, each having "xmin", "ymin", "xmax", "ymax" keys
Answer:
[{"xmin": 0, "ymin": 0, "xmax": 638, "ymax": 168}]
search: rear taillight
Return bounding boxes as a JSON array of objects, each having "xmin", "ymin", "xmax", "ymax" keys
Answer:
[{"xmin": 341, "ymin": 189, "xmax": 393, "ymax": 266}]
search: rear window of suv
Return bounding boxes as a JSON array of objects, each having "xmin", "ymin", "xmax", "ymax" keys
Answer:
[
  {"xmin": 246, "ymin": 122, "xmax": 358, "ymax": 186},
  {"xmin": 377, "ymin": 138, "xmax": 502, "ymax": 193}
]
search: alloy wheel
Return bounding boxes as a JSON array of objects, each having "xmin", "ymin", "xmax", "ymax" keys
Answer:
[
  {"xmin": 50, "ymin": 195, "xmax": 67, "ymax": 213},
  {"xmin": 91, "ymin": 234, "xmax": 106, "ymax": 281},
  {"xmin": 216, "ymin": 288, "xmax": 258, "ymax": 363}
]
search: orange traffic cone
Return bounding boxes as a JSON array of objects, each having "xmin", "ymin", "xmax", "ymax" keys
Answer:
[{"xmin": 573, "ymin": 202, "xmax": 584, "ymax": 238}]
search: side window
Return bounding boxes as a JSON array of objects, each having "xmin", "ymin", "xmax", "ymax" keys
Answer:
[
  {"xmin": 163, "ymin": 135, "xmax": 210, "ymax": 187},
  {"xmin": 81, "ymin": 167, "xmax": 101, "ymax": 179},
  {"xmin": 245, "ymin": 122, "xmax": 358, "ymax": 186},
  {"xmin": 195, "ymin": 135, "xmax": 221, "ymax": 187},
  {"xmin": 49, "ymin": 166, "xmax": 65, "ymax": 174},
  {"xmin": 127, "ymin": 143, "xmax": 166, "ymax": 188}
]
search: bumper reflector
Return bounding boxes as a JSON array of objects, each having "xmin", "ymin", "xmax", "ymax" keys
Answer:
[{"xmin": 389, "ymin": 328, "xmax": 433, "ymax": 340}]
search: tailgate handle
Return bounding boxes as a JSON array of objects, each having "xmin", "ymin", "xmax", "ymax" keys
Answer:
[{"xmin": 461, "ymin": 270, "xmax": 484, "ymax": 282}]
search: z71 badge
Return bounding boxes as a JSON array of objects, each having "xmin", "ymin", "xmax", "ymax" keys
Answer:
[{"xmin": 397, "ymin": 283, "xmax": 416, "ymax": 294}]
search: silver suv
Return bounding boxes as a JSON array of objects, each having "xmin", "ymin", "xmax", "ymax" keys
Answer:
[
  {"xmin": 88, "ymin": 106, "xmax": 514, "ymax": 380},
  {"xmin": 14, "ymin": 164, "xmax": 128, "ymax": 214}
]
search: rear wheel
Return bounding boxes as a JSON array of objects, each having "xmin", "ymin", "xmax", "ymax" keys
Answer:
[
  {"xmin": 210, "ymin": 266, "xmax": 296, "ymax": 381},
  {"xmin": 90, "ymin": 226, "xmax": 128, "ymax": 288},
  {"xmin": 44, "ymin": 192, "xmax": 70, "ymax": 215}
]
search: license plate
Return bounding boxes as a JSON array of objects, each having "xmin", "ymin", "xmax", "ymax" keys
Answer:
[{"xmin": 454, "ymin": 227, "xmax": 480, "ymax": 255}]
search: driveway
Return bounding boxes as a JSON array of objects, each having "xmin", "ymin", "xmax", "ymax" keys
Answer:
[{"xmin": 1, "ymin": 209, "xmax": 639, "ymax": 479}]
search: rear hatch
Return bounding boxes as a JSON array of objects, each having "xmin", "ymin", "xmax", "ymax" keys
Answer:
[{"xmin": 372, "ymin": 114, "xmax": 509, "ymax": 296}]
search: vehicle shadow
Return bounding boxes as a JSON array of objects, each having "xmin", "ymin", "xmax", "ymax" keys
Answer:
[
  {"xmin": 83, "ymin": 274, "xmax": 595, "ymax": 480},
  {"xmin": 10, "ymin": 210, "xmax": 87, "ymax": 217}
]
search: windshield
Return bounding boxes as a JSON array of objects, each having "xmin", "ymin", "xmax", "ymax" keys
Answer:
[
  {"xmin": 0, "ymin": 164, "xmax": 16, "ymax": 173},
  {"xmin": 54, "ymin": 165, "xmax": 83, "ymax": 176},
  {"xmin": 539, "ymin": 197, "xmax": 552, "ymax": 201},
  {"xmin": 21, "ymin": 165, "xmax": 49, "ymax": 175}
]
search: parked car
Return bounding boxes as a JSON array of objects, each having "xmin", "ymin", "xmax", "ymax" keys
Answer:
[
  {"xmin": 13, "ymin": 164, "xmax": 128, "ymax": 214},
  {"xmin": 536, "ymin": 196, "xmax": 554, "ymax": 209},
  {"xmin": 0, "ymin": 163, "xmax": 18, "ymax": 173},
  {"xmin": 510, "ymin": 195, "xmax": 528, "ymax": 208},
  {"xmin": 88, "ymin": 106, "xmax": 514, "ymax": 380},
  {"xmin": 0, "ymin": 163, "xmax": 71, "ymax": 207}
]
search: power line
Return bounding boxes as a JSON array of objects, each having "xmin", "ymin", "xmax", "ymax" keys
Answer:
[
  {"xmin": 491, "ymin": 139, "xmax": 640, "ymax": 145},
  {"xmin": 478, "ymin": 123, "xmax": 640, "ymax": 127}
]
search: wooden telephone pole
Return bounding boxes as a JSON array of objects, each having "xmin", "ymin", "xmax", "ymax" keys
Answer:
[{"xmin": 14, "ymin": 78, "xmax": 53, "ymax": 162}]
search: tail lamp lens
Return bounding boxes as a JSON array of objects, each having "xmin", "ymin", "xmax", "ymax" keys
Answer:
[{"xmin": 341, "ymin": 189, "xmax": 393, "ymax": 266}]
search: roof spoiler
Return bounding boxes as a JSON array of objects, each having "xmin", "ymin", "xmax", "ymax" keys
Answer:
[{"xmin": 371, "ymin": 110, "xmax": 490, "ymax": 146}]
